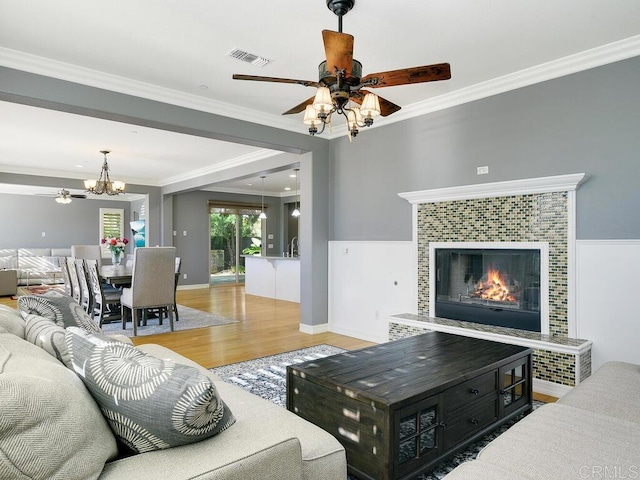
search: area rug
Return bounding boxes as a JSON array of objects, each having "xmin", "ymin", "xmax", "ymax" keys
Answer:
[
  {"xmin": 100, "ymin": 305, "xmax": 239, "ymax": 337},
  {"xmin": 13, "ymin": 284, "xmax": 64, "ymax": 299},
  {"xmin": 210, "ymin": 345, "xmax": 542, "ymax": 480}
]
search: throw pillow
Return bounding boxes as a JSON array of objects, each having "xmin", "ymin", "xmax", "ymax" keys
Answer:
[
  {"xmin": 0, "ymin": 332, "xmax": 118, "ymax": 480},
  {"xmin": 0, "ymin": 305, "xmax": 25, "ymax": 338},
  {"xmin": 64, "ymin": 327, "xmax": 235, "ymax": 453},
  {"xmin": 24, "ymin": 313, "xmax": 70, "ymax": 365},
  {"xmin": 18, "ymin": 291, "xmax": 100, "ymax": 333}
]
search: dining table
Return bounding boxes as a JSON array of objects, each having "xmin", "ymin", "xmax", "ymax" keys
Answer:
[{"xmin": 100, "ymin": 265, "xmax": 133, "ymax": 287}]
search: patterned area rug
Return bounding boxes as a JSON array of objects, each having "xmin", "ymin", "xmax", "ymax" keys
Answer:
[
  {"xmin": 210, "ymin": 345, "xmax": 542, "ymax": 480},
  {"xmin": 100, "ymin": 305, "xmax": 238, "ymax": 337},
  {"xmin": 13, "ymin": 284, "xmax": 64, "ymax": 299}
]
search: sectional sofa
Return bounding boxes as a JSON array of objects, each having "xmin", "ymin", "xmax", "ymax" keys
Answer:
[
  {"xmin": 0, "ymin": 248, "xmax": 71, "ymax": 286},
  {"xmin": 0, "ymin": 298, "xmax": 346, "ymax": 480},
  {"xmin": 444, "ymin": 360, "xmax": 640, "ymax": 479}
]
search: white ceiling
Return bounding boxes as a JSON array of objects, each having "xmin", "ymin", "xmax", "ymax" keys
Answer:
[{"xmin": 1, "ymin": 0, "xmax": 639, "ymax": 196}]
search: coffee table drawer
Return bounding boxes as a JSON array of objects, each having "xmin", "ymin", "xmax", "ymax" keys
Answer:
[
  {"xmin": 443, "ymin": 370, "xmax": 498, "ymax": 413},
  {"xmin": 443, "ymin": 396, "xmax": 499, "ymax": 450}
]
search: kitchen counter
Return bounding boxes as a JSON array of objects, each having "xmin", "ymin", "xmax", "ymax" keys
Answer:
[{"xmin": 243, "ymin": 255, "xmax": 300, "ymax": 303}]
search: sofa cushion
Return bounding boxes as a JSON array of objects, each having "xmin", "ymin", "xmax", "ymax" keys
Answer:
[
  {"xmin": 18, "ymin": 291, "xmax": 100, "ymax": 332},
  {"xmin": 24, "ymin": 313, "xmax": 70, "ymax": 364},
  {"xmin": 139, "ymin": 343, "xmax": 347, "ymax": 480},
  {"xmin": 65, "ymin": 328, "xmax": 236, "ymax": 454},
  {"xmin": 477, "ymin": 403, "xmax": 640, "ymax": 479},
  {"xmin": 558, "ymin": 361, "xmax": 640, "ymax": 425},
  {"xmin": 0, "ymin": 331, "xmax": 118, "ymax": 480},
  {"xmin": 0, "ymin": 305, "xmax": 25, "ymax": 338}
]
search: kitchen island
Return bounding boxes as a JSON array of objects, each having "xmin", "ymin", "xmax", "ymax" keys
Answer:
[{"xmin": 243, "ymin": 255, "xmax": 300, "ymax": 303}]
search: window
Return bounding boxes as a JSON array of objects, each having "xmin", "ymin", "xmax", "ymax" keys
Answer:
[{"xmin": 99, "ymin": 208, "xmax": 124, "ymax": 257}]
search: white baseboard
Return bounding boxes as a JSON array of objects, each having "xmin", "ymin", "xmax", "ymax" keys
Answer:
[
  {"xmin": 177, "ymin": 283, "xmax": 209, "ymax": 290},
  {"xmin": 533, "ymin": 378, "xmax": 572, "ymax": 399},
  {"xmin": 299, "ymin": 323, "xmax": 329, "ymax": 335},
  {"xmin": 329, "ymin": 324, "xmax": 387, "ymax": 344}
]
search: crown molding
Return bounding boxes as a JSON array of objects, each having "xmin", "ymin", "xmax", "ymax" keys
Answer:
[
  {"xmin": 326, "ymin": 35, "xmax": 640, "ymax": 138},
  {"xmin": 2, "ymin": 35, "xmax": 639, "ymax": 140},
  {"xmin": 398, "ymin": 173, "xmax": 588, "ymax": 204},
  {"xmin": 0, "ymin": 47, "xmax": 305, "ymax": 135},
  {"xmin": 158, "ymin": 149, "xmax": 281, "ymax": 187}
]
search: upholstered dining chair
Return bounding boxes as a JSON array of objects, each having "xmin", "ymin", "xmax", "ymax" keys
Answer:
[
  {"xmin": 71, "ymin": 244, "xmax": 103, "ymax": 267},
  {"xmin": 120, "ymin": 247, "xmax": 177, "ymax": 336},
  {"xmin": 66, "ymin": 256, "xmax": 81, "ymax": 304},
  {"xmin": 85, "ymin": 259, "xmax": 122, "ymax": 327}
]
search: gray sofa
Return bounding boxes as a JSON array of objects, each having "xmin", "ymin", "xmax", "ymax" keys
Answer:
[
  {"xmin": 443, "ymin": 361, "xmax": 640, "ymax": 479},
  {"xmin": 0, "ymin": 304, "xmax": 346, "ymax": 480},
  {"xmin": 0, "ymin": 248, "xmax": 71, "ymax": 285}
]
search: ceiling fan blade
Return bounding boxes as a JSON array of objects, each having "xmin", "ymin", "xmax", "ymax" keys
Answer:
[
  {"xmin": 351, "ymin": 91, "xmax": 402, "ymax": 117},
  {"xmin": 361, "ymin": 63, "xmax": 451, "ymax": 88},
  {"xmin": 322, "ymin": 30, "xmax": 354, "ymax": 77},
  {"xmin": 232, "ymin": 74, "xmax": 320, "ymax": 88},
  {"xmin": 282, "ymin": 96, "xmax": 316, "ymax": 115}
]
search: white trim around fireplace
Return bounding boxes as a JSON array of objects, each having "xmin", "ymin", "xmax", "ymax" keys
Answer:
[{"xmin": 429, "ymin": 241, "xmax": 550, "ymax": 335}]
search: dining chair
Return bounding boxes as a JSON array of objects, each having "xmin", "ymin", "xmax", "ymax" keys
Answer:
[
  {"xmin": 85, "ymin": 259, "xmax": 122, "ymax": 327},
  {"xmin": 58, "ymin": 256, "xmax": 72, "ymax": 297},
  {"xmin": 75, "ymin": 258, "xmax": 93, "ymax": 314},
  {"xmin": 66, "ymin": 256, "xmax": 81, "ymax": 304},
  {"xmin": 120, "ymin": 247, "xmax": 177, "ymax": 336},
  {"xmin": 71, "ymin": 245, "xmax": 103, "ymax": 267}
]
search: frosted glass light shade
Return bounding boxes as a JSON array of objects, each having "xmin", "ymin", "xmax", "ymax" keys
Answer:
[{"xmin": 303, "ymin": 105, "xmax": 322, "ymax": 125}]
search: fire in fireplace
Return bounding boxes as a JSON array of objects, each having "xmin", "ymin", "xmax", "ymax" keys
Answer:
[{"xmin": 434, "ymin": 247, "xmax": 542, "ymax": 332}]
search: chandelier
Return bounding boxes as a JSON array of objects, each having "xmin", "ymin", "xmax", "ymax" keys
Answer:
[
  {"xmin": 303, "ymin": 88, "xmax": 381, "ymax": 140},
  {"xmin": 84, "ymin": 150, "xmax": 125, "ymax": 195}
]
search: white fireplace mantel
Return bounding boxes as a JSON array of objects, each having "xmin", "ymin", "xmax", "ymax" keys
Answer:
[{"xmin": 398, "ymin": 173, "xmax": 587, "ymax": 204}]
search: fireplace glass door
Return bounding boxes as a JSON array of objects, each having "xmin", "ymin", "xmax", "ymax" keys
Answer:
[{"xmin": 435, "ymin": 248, "xmax": 541, "ymax": 332}]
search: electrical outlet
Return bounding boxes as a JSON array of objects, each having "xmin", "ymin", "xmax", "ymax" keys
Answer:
[
  {"xmin": 477, "ymin": 165, "xmax": 489, "ymax": 175},
  {"xmin": 183, "ymin": 273, "xmax": 187, "ymax": 279},
  {"xmin": 41, "ymin": 232, "xmax": 46, "ymax": 237},
  {"xmin": 173, "ymin": 230, "xmax": 177, "ymax": 236},
  {"xmin": 183, "ymin": 230, "xmax": 187, "ymax": 236},
  {"xmin": 268, "ymin": 244, "xmax": 273, "ymax": 249}
]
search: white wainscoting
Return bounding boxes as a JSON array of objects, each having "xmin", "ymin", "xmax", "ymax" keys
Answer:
[
  {"xmin": 576, "ymin": 240, "xmax": 640, "ymax": 372},
  {"xmin": 328, "ymin": 241, "xmax": 416, "ymax": 343}
]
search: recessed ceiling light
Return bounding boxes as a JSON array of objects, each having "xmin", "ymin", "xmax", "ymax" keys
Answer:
[
  {"xmin": 75, "ymin": 165, "xmax": 84, "ymax": 168},
  {"xmin": 198, "ymin": 84, "xmax": 209, "ymax": 90},
  {"xmin": 247, "ymin": 183, "xmax": 253, "ymax": 186},
  {"xmin": 284, "ymin": 187, "xmax": 291, "ymax": 191},
  {"xmin": 289, "ymin": 174, "xmax": 296, "ymax": 178}
]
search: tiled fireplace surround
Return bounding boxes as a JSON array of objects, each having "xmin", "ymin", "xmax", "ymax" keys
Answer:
[{"xmin": 390, "ymin": 174, "xmax": 592, "ymax": 397}]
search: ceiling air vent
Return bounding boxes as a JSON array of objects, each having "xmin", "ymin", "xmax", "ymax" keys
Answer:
[{"xmin": 227, "ymin": 48, "xmax": 271, "ymax": 67}]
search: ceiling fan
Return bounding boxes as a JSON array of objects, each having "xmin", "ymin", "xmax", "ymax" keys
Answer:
[
  {"xmin": 233, "ymin": 0, "xmax": 451, "ymax": 137},
  {"xmin": 36, "ymin": 189, "xmax": 87, "ymax": 204}
]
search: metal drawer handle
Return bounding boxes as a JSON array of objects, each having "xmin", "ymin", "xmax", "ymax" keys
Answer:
[{"xmin": 470, "ymin": 388, "xmax": 480, "ymax": 395}]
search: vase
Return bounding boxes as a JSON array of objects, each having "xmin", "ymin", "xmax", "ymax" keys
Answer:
[{"xmin": 112, "ymin": 251, "xmax": 122, "ymax": 267}]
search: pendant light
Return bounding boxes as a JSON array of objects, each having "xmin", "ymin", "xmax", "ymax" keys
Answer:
[
  {"xmin": 259, "ymin": 175, "xmax": 267, "ymax": 219},
  {"xmin": 292, "ymin": 168, "xmax": 300, "ymax": 217}
]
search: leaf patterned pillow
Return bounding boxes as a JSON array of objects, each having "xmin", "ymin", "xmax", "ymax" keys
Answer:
[
  {"xmin": 64, "ymin": 327, "xmax": 235, "ymax": 453},
  {"xmin": 18, "ymin": 291, "xmax": 100, "ymax": 333}
]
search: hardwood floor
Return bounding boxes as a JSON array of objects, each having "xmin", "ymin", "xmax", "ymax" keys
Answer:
[{"xmin": 0, "ymin": 284, "xmax": 556, "ymax": 402}]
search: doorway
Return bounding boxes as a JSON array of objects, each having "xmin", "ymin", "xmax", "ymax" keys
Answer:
[{"xmin": 209, "ymin": 204, "xmax": 263, "ymax": 285}]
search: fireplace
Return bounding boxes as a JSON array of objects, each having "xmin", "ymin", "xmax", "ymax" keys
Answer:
[{"xmin": 431, "ymin": 243, "xmax": 548, "ymax": 333}]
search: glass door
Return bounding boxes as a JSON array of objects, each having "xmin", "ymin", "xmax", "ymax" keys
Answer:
[{"xmin": 209, "ymin": 205, "xmax": 262, "ymax": 285}]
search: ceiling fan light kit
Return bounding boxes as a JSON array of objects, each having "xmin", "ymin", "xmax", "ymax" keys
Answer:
[
  {"xmin": 84, "ymin": 150, "xmax": 125, "ymax": 196},
  {"xmin": 233, "ymin": 0, "xmax": 451, "ymax": 140},
  {"xmin": 55, "ymin": 189, "xmax": 73, "ymax": 204}
]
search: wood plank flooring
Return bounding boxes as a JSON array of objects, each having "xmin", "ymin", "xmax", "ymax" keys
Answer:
[{"xmin": 0, "ymin": 284, "xmax": 556, "ymax": 402}]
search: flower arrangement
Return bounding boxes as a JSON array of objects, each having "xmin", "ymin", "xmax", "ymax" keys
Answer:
[{"xmin": 101, "ymin": 236, "xmax": 129, "ymax": 254}]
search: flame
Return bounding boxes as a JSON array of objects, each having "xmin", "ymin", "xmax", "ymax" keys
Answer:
[{"xmin": 473, "ymin": 268, "xmax": 516, "ymax": 302}]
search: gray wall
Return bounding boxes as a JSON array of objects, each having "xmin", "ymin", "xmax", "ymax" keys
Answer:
[
  {"xmin": 329, "ymin": 56, "xmax": 640, "ymax": 241},
  {"xmin": 0, "ymin": 192, "xmax": 131, "ymax": 250},
  {"xmin": 172, "ymin": 190, "xmax": 284, "ymax": 285}
]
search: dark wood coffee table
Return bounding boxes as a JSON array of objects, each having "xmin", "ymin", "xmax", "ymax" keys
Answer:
[{"xmin": 287, "ymin": 332, "xmax": 532, "ymax": 480}]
